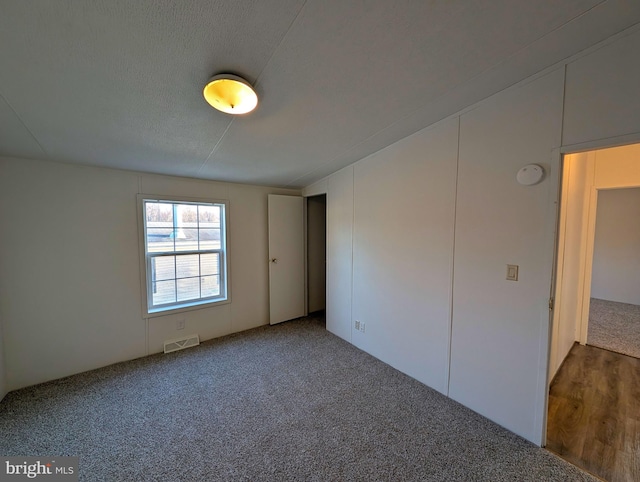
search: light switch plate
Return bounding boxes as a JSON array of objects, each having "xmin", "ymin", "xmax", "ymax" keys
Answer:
[{"xmin": 506, "ymin": 264, "xmax": 519, "ymax": 281}]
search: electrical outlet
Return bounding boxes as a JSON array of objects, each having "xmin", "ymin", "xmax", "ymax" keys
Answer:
[
  {"xmin": 354, "ymin": 320, "xmax": 360, "ymax": 331},
  {"xmin": 177, "ymin": 319, "xmax": 185, "ymax": 330}
]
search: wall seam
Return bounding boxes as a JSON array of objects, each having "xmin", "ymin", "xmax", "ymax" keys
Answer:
[
  {"xmin": 446, "ymin": 116, "xmax": 462, "ymax": 397},
  {"xmin": 350, "ymin": 167, "xmax": 355, "ymax": 344},
  {"xmin": 560, "ymin": 64, "xmax": 568, "ymax": 147}
]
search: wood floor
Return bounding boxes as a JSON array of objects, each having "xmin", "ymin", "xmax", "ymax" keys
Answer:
[{"xmin": 547, "ymin": 343, "xmax": 640, "ymax": 482}]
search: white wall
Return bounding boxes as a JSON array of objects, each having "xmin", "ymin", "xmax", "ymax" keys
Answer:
[
  {"xmin": 307, "ymin": 195, "xmax": 326, "ymax": 313},
  {"xmin": 591, "ymin": 188, "xmax": 640, "ymax": 305},
  {"xmin": 0, "ymin": 157, "xmax": 298, "ymax": 391},
  {"xmin": 309, "ymin": 27, "xmax": 640, "ymax": 446},
  {"xmin": 0, "ymin": 160, "xmax": 145, "ymax": 391},
  {"xmin": 563, "ymin": 28, "xmax": 640, "ymax": 148},
  {"xmin": 352, "ymin": 117, "xmax": 458, "ymax": 394},
  {"xmin": 325, "ymin": 167, "xmax": 354, "ymax": 342},
  {"xmin": 449, "ymin": 69, "xmax": 563, "ymax": 442}
]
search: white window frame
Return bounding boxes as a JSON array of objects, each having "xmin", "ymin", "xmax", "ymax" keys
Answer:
[{"xmin": 137, "ymin": 194, "xmax": 230, "ymax": 318}]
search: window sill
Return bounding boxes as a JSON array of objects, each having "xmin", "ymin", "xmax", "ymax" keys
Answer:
[{"xmin": 145, "ymin": 297, "xmax": 230, "ymax": 319}]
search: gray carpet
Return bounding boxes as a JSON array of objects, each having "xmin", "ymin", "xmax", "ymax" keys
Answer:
[
  {"xmin": 588, "ymin": 298, "xmax": 640, "ymax": 359},
  {"xmin": 0, "ymin": 315, "xmax": 596, "ymax": 481}
]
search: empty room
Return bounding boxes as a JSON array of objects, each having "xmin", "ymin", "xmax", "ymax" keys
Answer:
[{"xmin": 1, "ymin": 2, "xmax": 640, "ymax": 481}]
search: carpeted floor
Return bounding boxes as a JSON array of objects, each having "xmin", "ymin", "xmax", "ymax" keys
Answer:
[
  {"xmin": 588, "ymin": 298, "xmax": 640, "ymax": 359},
  {"xmin": 0, "ymin": 315, "xmax": 595, "ymax": 481}
]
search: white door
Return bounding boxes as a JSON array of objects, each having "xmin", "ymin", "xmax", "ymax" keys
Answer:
[{"xmin": 268, "ymin": 194, "xmax": 305, "ymax": 325}]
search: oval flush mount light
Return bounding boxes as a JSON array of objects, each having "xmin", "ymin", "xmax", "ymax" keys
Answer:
[
  {"xmin": 516, "ymin": 164, "xmax": 545, "ymax": 185},
  {"xmin": 203, "ymin": 74, "xmax": 258, "ymax": 115}
]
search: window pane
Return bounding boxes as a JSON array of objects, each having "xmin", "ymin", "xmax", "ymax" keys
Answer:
[
  {"xmin": 152, "ymin": 279, "xmax": 176, "ymax": 305},
  {"xmin": 144, "ymin": 199, "xmax": 226, "ymax": 312},
  {"xmin": 146, "ymin": 228, "xmax": 174, "ymax": 253},
  {"xmin": 199, "ymin": 205, "xmax": 220, "ymax": 226},
  {"xmin": 174, "ymin": 229, "xmax": 199, "ymax": 251},
  {"xmin": 176, "ymin": 255, "xmax": 199, "ymax": 279},
  {"xmin": 176, "ymin": 204, "xmax": 198, "ymax": 228},
  {"xmin": 200, "ymin": 253, "xmax": 219, "ymax": 276},
  {"xmin": 152, "ymin": 256, "xmax": 175, "ymax": 281},
  {"xmin": 199, "ymin": 229, "xmax": 221, "ymax": 249},
  {"xmin": 146, "ymin": 202, "xmax": 173, "ymax": 224},
  {"xmin": 177, "ymin": 278, "xmax": 200, "ymax": 302},
  {"xmin": 201, "ymin": 275, "xmax": 220, "ymax": 297}
]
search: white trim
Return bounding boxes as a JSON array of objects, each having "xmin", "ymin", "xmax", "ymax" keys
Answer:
[
  {"xmin": 560, "ymin": 131, "xmax": 640, "ymax": 155},
  {"xmin": 302, "ymin": 179, "xmax": 328, "ymax": 197},
  {"xmin": 536, "ymin": 147, "xmax": 563, "ymax": 447},
  {"xmin": 539, "ymin": 147, "xmax": 564, "ymax": 446},
  {"xmin": 576, "ymin": 181, "xmax": 640, "ymax": 344},
  {"xmin": 549, "ymin": 151, "xmax": 570, "ymax": 380},
  {"xmin": 303, "ymin": 197, "xmax": 309, "ymax": 316},
  {"xmin": 577, "ymin": 187, "xmax": 597, "ymax": 344}
]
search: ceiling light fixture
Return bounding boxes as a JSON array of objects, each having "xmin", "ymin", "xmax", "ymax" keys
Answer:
[{"xmin": 203, "ymin": 74, "xmax": 258, "ymax": 115}]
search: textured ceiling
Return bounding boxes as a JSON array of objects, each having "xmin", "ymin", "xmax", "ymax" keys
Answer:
[{"xmin": 1, "ymin": 1, "xmax": 639, "ymax": 188}]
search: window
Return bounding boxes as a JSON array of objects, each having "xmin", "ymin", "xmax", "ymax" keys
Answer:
[{"xmin": 139, "ymin": 196, "xmax": 228, "ymax": 315}]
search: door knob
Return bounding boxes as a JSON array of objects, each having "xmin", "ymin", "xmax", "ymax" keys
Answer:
[{"xmin": 270, "ymin": 258, "xmax": 278, "ymax": 264}]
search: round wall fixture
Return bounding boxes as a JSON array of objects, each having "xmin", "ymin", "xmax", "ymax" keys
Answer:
[
  {"xmin": 516, "ymin": 164, "xmax": 544, "ymax": 186},
  {"xmin": 203, "ymin": 74, "xmax": 258, "ymax": 115}
]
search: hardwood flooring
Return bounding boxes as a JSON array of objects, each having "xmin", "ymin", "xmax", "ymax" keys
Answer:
[{"xmin": 547, "ymin": 343, "xmax": 640, "ymax": 482}]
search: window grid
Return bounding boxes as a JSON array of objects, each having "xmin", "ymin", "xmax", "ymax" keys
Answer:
[
  {"xmin": 142, "ymin": 198, "xmax": 227, "ymax": 314},
  {"xmin": 148, "ymin": 252, "xmax": 222, "ymax": 307}
]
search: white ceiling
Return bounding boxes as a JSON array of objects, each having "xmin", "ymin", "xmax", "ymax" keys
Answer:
[{"xmin": 1, "ymin": 1, "xmax": 639, "ymax": 188}]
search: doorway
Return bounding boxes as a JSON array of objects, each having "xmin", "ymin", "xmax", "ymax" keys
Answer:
[
  {"xmin": 549, "ymin": 143, "xmax": 640, "ymax": 374},
  {"xmin": 546, "ymin": 142, "xmax": 640, "ymax": 482},
  {"xmin": 587, "ymin": 187, "xmax": 640, "ymax": 358},
  {"xmin": 306, "ymin": 194, "xmax": 326, "ymax": 316}
]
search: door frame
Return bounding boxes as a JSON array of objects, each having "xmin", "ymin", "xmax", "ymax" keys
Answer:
[
  {"xmin": 544, "ymin": 136, "xmax": 640, "ymax": 446},
  {"xmin": 305, "ymin": 194, "xmax": 327, "ymax": 316},
  {"xmin": 577, "ymin": 184, "xmax": 640, "ymax": 343}
]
